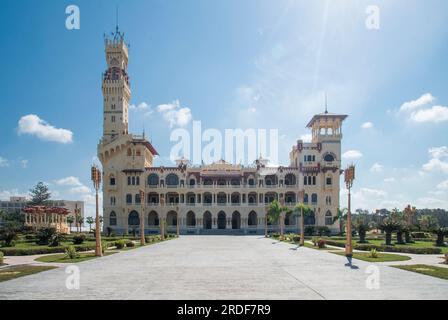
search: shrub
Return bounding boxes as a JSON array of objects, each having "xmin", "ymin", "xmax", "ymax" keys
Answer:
[
  {"xmin": 369, "ymin": 249, "xmax": 378, "ymax": 258},
  {"xmin": 126, "ymin": 241, "xmax": 135, "ymax": 248},
  {"xmin": 411, "ymin": 232, "xmax": 430, "ymax": 239},
  {"xmin": 65, "ymin": 245, "xmax": 79, "ymax": 259},
  {"xmin": 0, "ymin": 243, "xmax": 97, "ymax": 256},
  {"xmin": 271, "ymin": 233, "xmax": 280, "ymax": 239},
  {"xmin": 291, "ymin": 235, "xmax": 301, "ymax": 243},
  {"xmin": 317, "ymin": 239, "xmax": 326, "ymax": 249},
  {"xmin": 101, "ymin": 241, "xmax": 108, "ymax": 254},
  {"xmin": 323, "ymin": 240, "xmax": 442, "ymax": 254},
  {"xmin": 49, "ymin": 233, "xmax": 66, "ymax": 247},
  {"xmin": 305, "ymin": 226, "xmax": 315, "ymax": 236},
  {"xmin": 312, "ymin": 236, "xmax": 319, "ymax": 246},
  {"xmin": 315, "ymin": 226, "xmax": 331, "ymax": 237},
  {"xmin": 72, "ymin": 234, "xmax": 86, "ymax": 245},
  {"xmin": 115, "ymin": 240, "xmax": 126, "ymax": 249},
  {"xmin": 445, "ymin": 253, "xmax": 448, "ymax": 265},
  {"xmin": 36, "ymin": 227, "xmax": 57, "ymax": 245},
  {"xmin": 0, "ymin": 251, "xmax": 3, "ymax": 264}
]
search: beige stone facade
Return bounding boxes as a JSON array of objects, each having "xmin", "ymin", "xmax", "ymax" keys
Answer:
[{"xmin": 98, "ymin": 29, "xmax": 347, "ymax": 235}]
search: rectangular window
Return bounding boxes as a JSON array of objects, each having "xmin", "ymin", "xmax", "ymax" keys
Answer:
[
  {"xmin": 326, "ymin": 177, "xmax": 332, "ymax": 185},
  {"xmin": 312, "ymin": 176, "xmax": 316, "ymax": 185},
  {"xmin": 304, "ymin": 176, "xmax": 307, "ymax": 185},
  {"xmin": 111, "ymin": 116, "xmax": 116, "ymax": 122}
]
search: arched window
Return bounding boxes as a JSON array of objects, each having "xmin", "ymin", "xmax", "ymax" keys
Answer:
[
  {"xmin": 311, "ymin": 193, "xmax": 318, "ymax": 204},
  {"xmin": 166, "ymin": 174, "xmax": 179, "ymax": 186},
  {"xmin": 304, "ymin": 193, "xmax": 309, "ymax": 204},
  {"xmin": 325, "ymin": 211, "xmax": 333, "ymax": 226},
  {"xmin": 128, "ymin": 211, "xmax": 140, "ymax": 226},
  {"xmin": 248, "ymin": 211, "xmax": 257, "ymax": 226},
  {"xmin": 284, "ymin": 174, "xmax": 296, "ymax": 186},
  {"xmin": 109, "ymin": 175, "xmax": 116, "ymax": 186},
  {"xmin": 166, "ymin": 211, "xmax": 177, "ymax": 226},
  {"xmin": 127, "ymin": 177, "xmax": 131, "ymax": 185},
  {"xmin": 110, "ymin": 211, "xmax": 117, "ymax": 226},
  {"xmin": 126, "ymin": 194, "xmax": 132, "ymax": 204},
  {"xmin": 148, "ymin": 211, "xmax": 159, "ymax": 226},
  {"xmin": 248, "ymin": 178, "xmax": 255, "ymax": 186},
  {"xmin": 324, "ymin": 153, "xmax": 335, "ymax": 162},
  {"xmin": 204, "ymin": 179, "xmax": 213, "ymax": 186},
  {"xmin": 187, "ymin": 211, "xmax": 196, "ymax": 227},
  {"xmin": 189, "ymin": 178, "xmax": 196, "ymax": 186},
  {"xmin": 148, "ymin": 174, "xmax": 159, "ymax": 187},
  {"xmin": 326, "ymin": 176, "xmax": 332, "ymax": 185},
  {"xmin": 304, "ymin": 211, "xmax": 316, "ymax": 225}
]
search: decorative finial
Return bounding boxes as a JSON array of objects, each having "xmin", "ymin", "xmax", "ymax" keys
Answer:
[
  {"xmin": 116, "ymin": 6, "xmax": 119, "ymax": 33},
  {"xmin": 324, "ymin": 92, "xmax": 328, "ymax": 114}
]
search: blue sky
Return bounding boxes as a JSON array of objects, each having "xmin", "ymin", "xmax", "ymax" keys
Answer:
[{"xmin": 0, "ymin": 0, "xmax": 447, "ymax": 216}]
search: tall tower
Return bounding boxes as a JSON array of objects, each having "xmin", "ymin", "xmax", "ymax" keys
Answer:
[{"xmin": 102, "ymin": 26, "xmax": 130, "ymax": 144}]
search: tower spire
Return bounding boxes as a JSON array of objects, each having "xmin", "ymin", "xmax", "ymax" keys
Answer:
[
  {"xmin": 116, "ymin": 6, "xmax": 119, "ymax": 33},
  {"xmin": 324, "ymin": 92, "xmax": 328, "ymax": 114}
]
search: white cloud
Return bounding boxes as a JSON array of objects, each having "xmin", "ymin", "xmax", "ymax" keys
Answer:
[
  {"xmin": 428, "ymin": 146, "xmax": 448, "ymax": 159},
  {"xmin": 55, "ymin": 176, "xmax": 82, "ymax": 187},
  {"xmin": 436, "ymin": 180, "xmax": 448, "ymax": 190},
  {"xmin": 409, "ymin": 105, "xmax": 448, "ymax": 123},
  {"xmin": 248, "ymin": 107, "xmax": 257, "ymax": 113},
  {"xmin": 300, "ymin": 134, "xmax": 312, "ymax": 143},
  {"xmin": 422, "ymin": 146, "xmax": 448, "ymax": 174},
  {"xmin": 69, "ymin": 186, "xmax": 91, "ymax": 194},
  {"xmin": 370, "ymin": 162, "xmax": 383, "ymax": 173},
  {"xmin": 384, "ymin": 177, "xmax": 395, "ymax": 183},
  {"xmin": 157, "ymin": 100, "xmax": 192, "ymax": 128},
  {"xmin": 399, "ymin": 93, "xmax": 435, "ymax": 112},
  {"xmin": 18, "ymin": 114, "xmax": 73, "ymax": 143},
  {"xmin": 0, "ymin": 189, "xmax": 27, "ymax": 201},
  {"xmin": 342, "ymin": 150, "xmax": 363, "ymax": 160},
  {"xmin": 0, "ymin": 157, "xmax": 9, "ymax": 167},
  {"xmin": 20, "ymin": 159, "xmax": 28, "ymax": 168},
  {"xmin": 130, "ymin": 102, "xmax": 150, "ymax": 111},
  {"xmin": 361, "ymin": 122, "xmax": 374, "ymax": 129}
]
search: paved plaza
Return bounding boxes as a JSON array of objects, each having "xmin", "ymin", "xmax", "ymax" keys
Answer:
[{"xmin": 0, "ymin": 236, "xmax": 447, "ymax": 300}]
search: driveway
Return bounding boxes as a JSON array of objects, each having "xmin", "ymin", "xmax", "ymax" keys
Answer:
[{"xmin": 0, "ymin": 236, "xmax": 446, "ymax": 300}]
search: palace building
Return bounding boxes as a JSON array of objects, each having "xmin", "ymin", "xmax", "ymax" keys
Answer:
[{"xmin": 98, "ymin": 27, "xmax": 348, "ymax": 235}]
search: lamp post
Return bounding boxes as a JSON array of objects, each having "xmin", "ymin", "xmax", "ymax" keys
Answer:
[
  {"xmin": 298, "ymin": 190, "xmax": 305, "ymax": 246},
  {"xmin": 91, "ymin": 165, "xmax": 102, "ymax": 257},
  {"xmin": 344, "ymin": 165, "xmax": 355, "ymax": 266},
  {"xmin": 176, "ymin": 206, "xmax": 180, "ymax": 237},
  {"xmin": 139, "ymin": 189, "xmax": 146, "ymax": 246}
]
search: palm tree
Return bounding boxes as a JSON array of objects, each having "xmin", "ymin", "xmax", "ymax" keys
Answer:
[
  {"xmin": 379, "ymin": 215, "xmax": 401, "ymax": 246},
  {"xmin": 292, "ymin": 203, "xmax": 312, "ymax": 246},
  {"xmin": 419, "ymin": 215, "xmax": 447, "ymax": 247},
  {"xmin": 67, "ymin": 216, "xmax": 75, "ymax": 232},
  {"xmin": 333, "ymin": 207, "xmax": 348, "ymax": 235},
  {"xmin": 86, "ymin": 216, "xmax": 94, "ymax": 231},
  {"xmin": 267, "ymin": 200, "xmax": 288, "ymax": 240},
  {"xmin": 76, "ymin": 216, "xmax": 84, "ymax": 232},
  {"xmin": 352, "ymin": 214, "xmax": 371, "ymax": 243},
  {"xmin": 391, "ymin": 209, "xmax": 406, "ymax": 244}
]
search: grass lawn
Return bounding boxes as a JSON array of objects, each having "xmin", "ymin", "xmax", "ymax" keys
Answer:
[
  {"xmin": 12, "ymin": 241, "xmax": 97, "ymax": 249},
  {"xmin": 392, "ymin": 264, "xmax": 448, "ymax": 280},
  {"xmin": 324, "ymin": 238, "xmax": 448, "ymax": 254},
  {"xmin": 304, "ymin": 242, "xmax": 342, "ymax": 251},
  {"xmin": 0, "ymin": 265, "xmax": 57, "ymax": 282},
  {"xmin": 35, "ymin": 252, "xmax": 116, "ymax": 263},
  {"xmin": 332, "ymin": 251, "xmax": 411, "ymax": 262}
]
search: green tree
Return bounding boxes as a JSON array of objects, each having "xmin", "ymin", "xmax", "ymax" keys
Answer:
[
  {"xmin": 333, "ymin": 207, "xmax": 348, "ymax": 235},
  {"xmin": 67, "ymin": 216, "xmax": 75, "ymax": 232},
  {"xmin": 0, "ymin": 221, "xmax": 20, "ymax": 247},
  {"xmin": 76, "ymin": 216, "xmax": 84, "ymax": 232},
  {"xmin": 292, "ymin": 203, "xmax": 312, "ymax": 245},
  {"xmin": 267, "ymin": 200, "xmax": 288, "ymax": 240},
  {"xmin": 379, "ymin": 213, "xmax": 401, "ymax": 246},
  {"xmin": 29, "ymin": 182, "xmax": 51, "ymax": 205},
  {"xmin": 352, "ymin": 214, "xmax": 371, "ymax": 243},
  {"xmin": 86, "ymin": 216, "xmax": 94, "ymax": 231},
  {"xmin": 390, "ymin": 209, "xmax": 406, "ymax": 244}
]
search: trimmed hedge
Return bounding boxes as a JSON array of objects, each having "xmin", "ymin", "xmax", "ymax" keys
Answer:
[
  {"xmin": 0, "ymin": 243, "xmax": 99, "ymax": 256},
  {"xmin": 324, "ymin": 240, "xmax": 442, "ymax": 255},
  {"xmin": 0, "ymin": 251, "xmax": 3, "ymax": 264}
]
